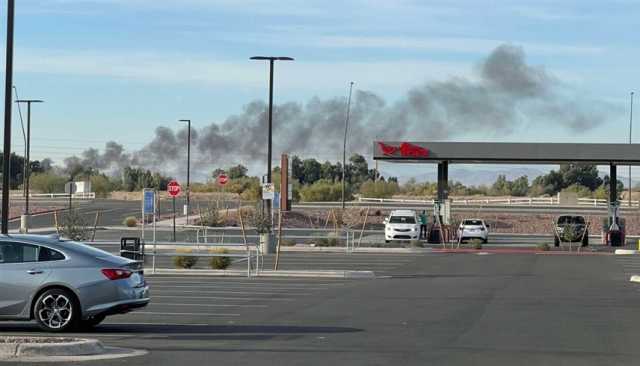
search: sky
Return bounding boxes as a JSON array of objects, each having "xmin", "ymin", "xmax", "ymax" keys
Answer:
[{"xmin": 3, "ymin": 0, "xmax": 640, "ymax": 182}]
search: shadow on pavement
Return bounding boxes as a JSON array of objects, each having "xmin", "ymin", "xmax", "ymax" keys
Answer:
[{"xmin": 0, "ymin": 323, "xmax": 363, "ymax": 336}]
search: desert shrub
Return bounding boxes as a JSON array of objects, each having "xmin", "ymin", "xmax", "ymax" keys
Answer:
[
  {"xmin": 123, "ymin": 216, "xmax": 138, "ymax": 227},
  {"xmin": 537, "ymin": 243, "xmax": 551, "ymax": 251},
  {"xmin": 359, "ymin": 180, "xmax": 399, "ymax": 199},
  {"xmin": 59, "ymin": 209, "xmax": 89, "ymax": 241},
  {"xmin": 409, "ymin": 240, "xmax": 423, "ymax": 248},
  {"xmin": 310, "ymin": 232, "xmax": 343, "ymax": 247},
  {"xmin": 249, "ymin": 209, "xmax": 272, "ymax": 234},
  {"xmin": 30, "ymin": 173, "xmax": 67, "ymax": 194},
  {"xmin": 198, "ymin": 203, "xmax": 224, "ymax": 227},
  {"xmin": 209, "ymin": 248, "xmax": 232, "ymax": 269},
  {"xmin": 279, "ymin": 239, "xmax": 296, "ymax": 247},
  {"xmin": 173, "ymin": 248, "xmax": 198, "ymax": 269},
  {"xmin": 469, "ymin": 239, "xmax": 483, "ymax": 250},
  {"xmin": 299, "ymin": 180, "xmax": 348, "ymax": 202}
]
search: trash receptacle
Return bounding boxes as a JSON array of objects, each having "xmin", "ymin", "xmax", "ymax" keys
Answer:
[
  {"xmin": 609, "ymin": 231, "xmax": 623, "ymax": 247},
  {"xmin": 120, "ymin": 237, "xmax": 144, "ymax": 260}
]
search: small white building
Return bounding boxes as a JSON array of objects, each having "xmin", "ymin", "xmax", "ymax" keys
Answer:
[{"xmin": 74, "ymin": 181, "xmax": 92, "ymax": 193}]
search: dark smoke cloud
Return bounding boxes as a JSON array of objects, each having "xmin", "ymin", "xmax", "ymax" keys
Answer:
[{"xmin": 63, "ymin": 44, "xmax": 614, "ymax": 178}]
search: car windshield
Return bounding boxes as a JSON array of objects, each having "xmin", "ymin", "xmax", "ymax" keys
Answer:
[
  {"xmin": 463, "ymin": 220, "xmax": 483, "ymax": 226},
  {"xmin": 558, "ymin": 216, "xmax": 585, "ymax": 225},
  {"xmin": 389, "ymin": 216, "xmax": 416, "ymax": 224}
]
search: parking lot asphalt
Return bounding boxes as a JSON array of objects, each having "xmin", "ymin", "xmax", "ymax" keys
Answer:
[{"xmin": 3, "ymin": 252, "xmax": 640, "ymax": 366}]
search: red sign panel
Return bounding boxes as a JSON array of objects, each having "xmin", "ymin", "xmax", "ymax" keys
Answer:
[
  {"xmin": 167, "ymin": 180, "xmax": 181, "ymax": 197},
  {"xmin": 217, "ymin": 174, "xmax": 229, "ymax": 186},
  {"xmin": 378, "ymin": 142, "xmax": 429, "ymax": 158}
]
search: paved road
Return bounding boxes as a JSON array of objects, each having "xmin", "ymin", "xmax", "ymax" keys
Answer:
[{"xmin": 3, "ymin": 252, "xmax": 640, "ymax": 365}]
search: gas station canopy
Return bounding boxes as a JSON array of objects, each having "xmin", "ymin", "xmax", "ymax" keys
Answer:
[{"xmin": 373, "ymin": 141, "xmax": 640, "ymax": 166}]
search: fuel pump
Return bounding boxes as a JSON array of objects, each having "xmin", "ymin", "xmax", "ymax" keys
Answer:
[{"xmin": 604, "ymin": 201, "xmax": 625, "ymax": 246}]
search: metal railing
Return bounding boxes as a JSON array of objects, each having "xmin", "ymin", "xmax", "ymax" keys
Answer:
[
  {"xmin": 8, "ymin": 192, "xmax": 96, "ymax": 200},
  {"xmin": 145, "ymin": 240, "xmax": 261, "ymax": 277},
  {"xmin": 359, "ymin": 196, "xmax": 640, "ymax": 208}
]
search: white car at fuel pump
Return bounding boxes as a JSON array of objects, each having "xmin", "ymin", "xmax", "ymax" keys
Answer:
[{"xmin": 384, "ymin": 210, "xmax": 420, "ymax": 243}]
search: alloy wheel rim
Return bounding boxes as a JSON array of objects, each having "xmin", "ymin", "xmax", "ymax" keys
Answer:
[{"xmin": 38, "ymin": 294, "xmax": 73, "ymax": 329}]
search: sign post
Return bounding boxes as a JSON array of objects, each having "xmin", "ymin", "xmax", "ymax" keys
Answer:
[
  {"xmin": 167, "ymin": 180, "xmax": 182, "ymax": 242},
  {"xmin": 65, "ymin": 181, "xmax": 76, "ymax": 210}
]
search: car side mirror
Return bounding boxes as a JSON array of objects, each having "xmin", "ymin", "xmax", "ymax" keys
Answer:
[
  {"xmin": 383, "ymin": 218, "xmax": 389, "ymax": 224},
  {"xmin": 486, "ymin": 224, "xmax": 491, "ymax": 228}
]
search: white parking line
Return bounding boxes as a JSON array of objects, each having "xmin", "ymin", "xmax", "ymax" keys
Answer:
[
  {"xmin": 150, "ymin": 303, "xmax": 268, "ymax": 308},
  {"xmin": 133, "ymin": 312, "xmax": 241, "ymax": 317},
  {"xmin": 147, "ymin": 281, "xmax": 345, "ymax": 287},
  {"xmin": 150, "ymin": 285, "xmax": 330, "ymax": 291},
  {"xmin": 152, "ymin": 295, "xmax": 295, "ymax": 301},
  {"xmin": 152, "ymin": 290, "xmax": 311, "ymax": 296}
]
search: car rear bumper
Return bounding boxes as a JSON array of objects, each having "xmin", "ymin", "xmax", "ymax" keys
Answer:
[
  {"xmin": 385, "ymin": 233, "xmax": 419, "ymax": 240},
  {"xmin": 82, "ymin": 283, "xmax": 150, "ymax": 318},
  {"xmin": 93, "ymin": 298, "xmax": 150, "ymax": 318}
]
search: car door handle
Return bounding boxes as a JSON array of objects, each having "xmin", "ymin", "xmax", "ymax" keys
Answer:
[{"xmin": 27, "ymin": 269, "xmax": 44, "ymax": 275}]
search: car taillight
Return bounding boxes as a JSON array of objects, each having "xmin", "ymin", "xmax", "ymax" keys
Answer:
[{"xmin": 101, "ymin": 268, "xmax": 133, "ymax": 280}]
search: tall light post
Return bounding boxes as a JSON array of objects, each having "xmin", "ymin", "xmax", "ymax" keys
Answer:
[
  {"xmin": 179, "ymin": 119, "xmax": 191, "ymax": 224},
  {"xmin": 16, "ymin": 99, "xmax": 43, "ymax": 231},
  {"xmin": 2, "ymin": 0, "xmax": 15, "ymax": 234},
  {"xmin": 342, "ymin": 82, "xmax": 354, "ymax": 210},
  {"xmin": 630, "ymin": 91, "xmax": 634, "ymax": 208},
  {"xmin": 250, "ymin": 56, "xmax": 294, "ymax": 218}
]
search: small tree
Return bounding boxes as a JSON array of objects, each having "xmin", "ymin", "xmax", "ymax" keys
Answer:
[
  {"xmin": 59, "ymin": 209, "xmax": 90, "ymax": 241},
  {"xmin": 198, "ymin": 202, "xmax": 224, "ymax": 227},
  {"xmin": 249, "ymin": 209, "xmax": 272, "ymax": 234}
]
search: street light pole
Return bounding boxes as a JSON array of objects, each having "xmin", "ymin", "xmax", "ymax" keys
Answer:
[
  {"xmin": 630, "ymin": 91, "xmax": 634, "ymax": 208},
  {"xmin": 342, "ymin": 82, "xmax": 354, "ymax": 210},
  {"xmin": 250, "ymin": 56, "xmax": 294, "ymax": 218},
  {"xmin": 179, "ymin": 119, "xmax": 191, "ymax": 224},
  {"xmin": 1, "ymin": 0, "xmax": 15, "ymax": 234},
  {"xmin": 16, "ymin": 100, "xmax": 43, "ymax": 221}
]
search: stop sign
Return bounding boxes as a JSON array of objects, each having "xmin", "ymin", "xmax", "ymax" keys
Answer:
[
  {"xmin": 167, "ymin": 180, "xmax": 181, "ymax": 197},
  {"xmin": 217, "ymin": 174, "xmax": 229, "ymax": 186}
]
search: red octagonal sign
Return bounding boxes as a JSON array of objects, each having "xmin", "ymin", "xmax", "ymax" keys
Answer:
[
  {"xmin": 217, "ymin": 174, "xmax": 229, "ymax": 186},
  {"xmin": 167, "ymin": 180, "xmax": 181, "ymax": 197}
]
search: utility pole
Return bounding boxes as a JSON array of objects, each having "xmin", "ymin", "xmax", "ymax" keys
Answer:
[
  {"xmin": 342, "ymin": 82, "xmax": 354, "ymax": 210},
  {"xmin": 179, "ymin": 119, "xmax": 191, "ymax": 224},
  {"xmin": 630, "ymin": 91, "xmax": 634, "ymax": 208},
  {"xmin": 1, "ymin": 0, "xmax": 15, "ymax": 234},
  {"xmin": 16, "ymin": 100, "xmax": 43, "ymax": 223},
  {"xmin": 250, "ymin": 56, "xmax": 294, "ymax": 219}
]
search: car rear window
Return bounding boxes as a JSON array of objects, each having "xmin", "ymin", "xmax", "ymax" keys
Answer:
[
  {"xmin": 38, "ymin": 247, "xmax": 66, "ymax": 262},
  {"xmin": 463, "ymin": 220, "xmax": 483, "ymax": 226},
  {"xmin": 389, "ymin": 216, "xmax": 416, "ymax": 224},
  {"xmin": 59, "ymin": 240, "xmax": 114, "ymax": 258}
]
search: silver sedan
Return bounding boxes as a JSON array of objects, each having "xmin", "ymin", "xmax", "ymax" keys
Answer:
[{"xmin": 0, "ymin": 234, "xmax": 149, "ymax": 332}]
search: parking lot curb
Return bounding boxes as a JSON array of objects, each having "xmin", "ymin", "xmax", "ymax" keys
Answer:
[
  {"xmin": 146, "ymin": 268, "xmax": 376, "ymax": 279},
  {"xmin": 615, "ymin": 249, "xmax": 640, "ymax": 255},
  {"xmin": 630, "ymin": 275, "xmax": 640, "ymax": 283},
  {"xmin": 0, "ymin": 337, "xmax": 103, "ymax": 359},
  {"xmin": 0, "ymin": 337, "xmax": 147, "ymax": 362}
]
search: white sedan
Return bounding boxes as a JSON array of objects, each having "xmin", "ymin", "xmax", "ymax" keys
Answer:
[{"xmin": 457, "ymin": 219, "xmax": 489, "ymax": 243}]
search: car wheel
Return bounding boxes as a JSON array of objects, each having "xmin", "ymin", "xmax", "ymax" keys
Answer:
[
  {"xmin": 554, "ymin": 236, "xmax": 560, "ymax": 247},
  {"xmin": 34, "ymin": 288, "xmax": 79, "ymax": 332},
  {"xmin": 79, "ymin": 314, "xmax": 106, "ymax": 330},
  {"xmin": 385, "ymin": 240, "xmax": 390, "ymax": 243},
  {"xmin": 483, "ymin": 238, "xmax": 488, "ymax": 244}
]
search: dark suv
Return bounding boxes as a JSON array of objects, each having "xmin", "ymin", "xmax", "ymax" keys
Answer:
[{"xmin": 554, "ymin": 215, "xmax": 588, "ymax": 247}]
